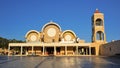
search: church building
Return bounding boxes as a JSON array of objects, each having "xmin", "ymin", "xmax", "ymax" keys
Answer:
[{"xmin": 8, "ymin": 9, "xmax": 107, "ymax": 56}]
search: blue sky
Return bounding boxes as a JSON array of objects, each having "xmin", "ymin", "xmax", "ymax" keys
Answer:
[{"xmin": 0, "ymin": 0, "xmax": 120, "ymax": 42}]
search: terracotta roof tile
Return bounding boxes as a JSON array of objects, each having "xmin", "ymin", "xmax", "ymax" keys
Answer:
[{"xmin": 95, "ymin": 8, "xmax": 100, "ymax": 13}]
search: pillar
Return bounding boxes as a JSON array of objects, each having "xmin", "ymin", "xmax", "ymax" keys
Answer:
[
  {"xmin": 89, "ymin": 46, "xmax": 91, "ymax": 55},
  {"xmin": 76, "ymin": 46, "xmax": 78, "ymax": 55},
  {"xmin": 65, "ymin": 46, "xmax": 67, "ymax": 55},
  {"xmin": 21, "ymin": 46, "xmax": 23, "ymax": 56},
  {"xmin": 43, "ymin": 45, "xmax": 44, "ymax": 55},
  {"xmin": 32, "ymin": 46, "xmax": 34, "ymax": 55},
  {"xmin": 96, "ymin": 46, "xmax": 99, "ymax": 56},
  {"xmin": 54, "ymin": 46, "xmax": 56, "ymax": 55},
  {"xmin": 8, "ymin": 46, "xmax": 10, "ymax": 56}
]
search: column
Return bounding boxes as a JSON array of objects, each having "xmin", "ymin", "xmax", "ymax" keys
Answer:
[
  {"xmin": 8, "ymin": 46, "xmax": 10, "ymax": 56},
  {"xmin": 21, "ymin": 46, "xmax": 23, "ymax": 56},
  {"xmin": 89, "ymin": 46, "xmax": 91, "ymax": 55},
  {"xmin": 43, "ymin": 45, "xmax": 44, "ymax": 55},
  {"xmin": 32, "ymin": 46, "xmax": 34, "ymax": 55},
  {"xmin": 54, "ymin": 46, "xmax": 56, "ymax": 55},
  {"xmin": 76, "ymin": 46, "xmax": 78, "ymax": 55},
  {"xmin": 96, "ymin": 46, "xmax": 99, "ymax": 56},
  {"xmin": 65, "ymin": 46, "xmax": 67, "ymax": 55}
]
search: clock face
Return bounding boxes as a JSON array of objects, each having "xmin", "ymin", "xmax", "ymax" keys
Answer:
[
  {"xmin": 65, "ymin": 35, "xmax": 71, "ymax": 41},
  {"xmin": 30, "ymin": 35, "xmax": 37, "ymax": 41},
  {"xmin": 47, "ymin": 28, "xmax": 56, "ymax": 37}
]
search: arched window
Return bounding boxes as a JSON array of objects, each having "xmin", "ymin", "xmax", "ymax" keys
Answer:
[
  {"xmin": 96, "ymin": 31, "xmax": 104, "ymax": 40},
  {"xmin": 96, "ymin": 19, "xmax": 103, "ymax": 26}
]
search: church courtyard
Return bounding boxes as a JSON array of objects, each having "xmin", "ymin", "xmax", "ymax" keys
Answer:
[{"xmin": 0, "ymin": 56, "xmax": 120, "ymax": 68}]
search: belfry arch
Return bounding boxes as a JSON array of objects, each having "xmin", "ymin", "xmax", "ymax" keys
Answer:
[
  {"xmin": 96, "ymin": 31, "xmax": 104, "ymax": 40},
  {"xmin": 96, "ymin": 18, "xmax": 103, "ymax": 26}
]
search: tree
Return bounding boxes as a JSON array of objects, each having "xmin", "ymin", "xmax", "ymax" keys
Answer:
[{"xmin": 0, "ymin": 37, "xmax": 24, "ymax": 49}]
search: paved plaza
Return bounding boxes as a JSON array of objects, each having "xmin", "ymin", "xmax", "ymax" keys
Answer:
[{"xmin": 0, "ymin": 56, "xmax": 120, "ymax": 68}]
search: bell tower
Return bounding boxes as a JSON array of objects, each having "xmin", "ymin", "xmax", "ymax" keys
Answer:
[{"xmin": 92, "ymin": 9, "xmax": 106, "ymax": 43}]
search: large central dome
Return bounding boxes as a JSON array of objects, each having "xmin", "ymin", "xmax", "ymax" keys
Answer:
[{"xmin": 41, "ymin": 21, "xmax": 61, "ymax": 32}]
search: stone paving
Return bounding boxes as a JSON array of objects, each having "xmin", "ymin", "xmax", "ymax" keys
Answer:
[{"xmin": 0, "ymin": 56, "xmax": 120, "ymax": 68}]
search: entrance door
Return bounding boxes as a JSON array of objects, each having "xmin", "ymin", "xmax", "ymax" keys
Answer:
[{"xmin": 46, "ymin": 47, "xmax": 54, "ymax": 55}]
